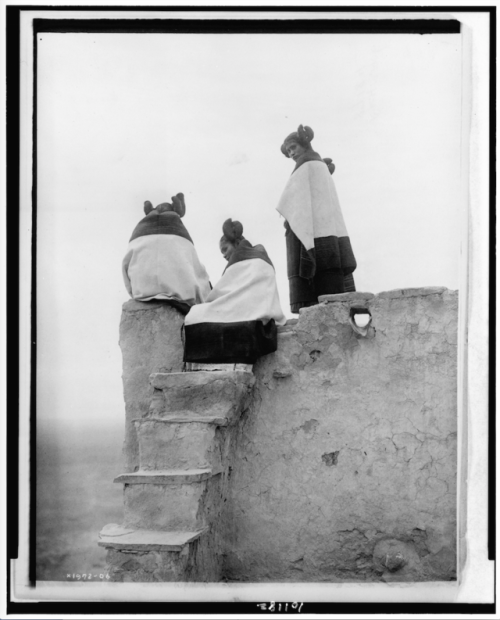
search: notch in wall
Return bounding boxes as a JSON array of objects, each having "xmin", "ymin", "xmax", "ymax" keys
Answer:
[{"xmin": 349, "ymin": 306, "xmax": 373, "ymax": 337}]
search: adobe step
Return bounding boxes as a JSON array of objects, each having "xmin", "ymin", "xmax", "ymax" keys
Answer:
[
  {"xmin": 98, "ymin": 524, "xmax": 215, "ymax": 582},
  {"xmin": 149, "ymin": 370, "xmax": 255, "ymax": 421},
  {"xmin": 98, "ymin": 523, "xmax": 206, "ymax": 551},
  {"xmin": 113, "ymin": 468, "xmax": 214, "ymax": 485},
  {"xmin": 134, "ymin": 417, "xmax": 224, "ymax": 471},
  {"xmin": 121, "ymin": 472, "xmax": 223, "ymax": 531},
  {"xmin": 145, "ymin": 411, "xmax": 230, "ymax": 426},
  {"xmin": 150, "ymin": 369, "xmax": 255, "ymax": 389}
]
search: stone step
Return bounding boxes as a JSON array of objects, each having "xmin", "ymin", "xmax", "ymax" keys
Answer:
[
  {"xmin": 185, "ymin": 363, "xmax": 253, "ymax": 372},
  {"xmin": 149, "ymin": 370, "xmax": 255, "ymax": 420},
  {"xmin": 150, "ymin": 369, "xmax": 255, "ymax": 390},
  {"xmin": 99, "ymin": 524, "xmax": 215, "ymax": 582},
  {"xmin": 122, "ymin": 474, "xmax": 222, "ymax": 531},
  {"xmin": 114, "ymin": 468, "xmax": 214, "ymax": 485},
  {"xmin": 144, "ymin": 412, "xmax": 229, "ymax": 426},
  {"xmin": 98, "ymin": 523, "xmax": 207, "ymax": 551},
  {"xmin": 135, "ymin": 418, "xmax": 223, "ymax": 471}
]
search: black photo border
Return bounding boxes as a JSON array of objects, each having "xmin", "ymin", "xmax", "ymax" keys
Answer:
[{"xmin": 5, "ymin": 4, "xmax": 496, "ymax": 616}]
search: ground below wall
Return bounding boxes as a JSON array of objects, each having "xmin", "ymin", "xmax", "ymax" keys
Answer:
[{"xmin": 225, "ymin": 287, "xmax": 458, "ymax": 582}]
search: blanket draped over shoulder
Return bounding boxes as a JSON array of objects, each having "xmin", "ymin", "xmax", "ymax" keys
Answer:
[
  {"xmin": 276, "ymin": 150, "xmax": 357, "ymax": 313},
  {"xmin": 183, "ymin": 240, "xmax": 286, "ymax": 364},
  {"xmin": 122, "ymin": 211, "xmax": 211, "ymax": 312}
]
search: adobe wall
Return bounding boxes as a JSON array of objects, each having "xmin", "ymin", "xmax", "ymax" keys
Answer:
[
  {"xmin": 225, "ymin": 287, "xmax": 458, "ymax": 582},
  {"xmin": 119, "ymin": 300, "xmax": 184, "ymax": 471},
  {"xmin": 118, "ymin": 287, "xmax": 458, "ymax": 582}
]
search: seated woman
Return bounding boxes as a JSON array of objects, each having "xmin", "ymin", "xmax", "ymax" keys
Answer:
[
  {"xmin": 122, "ymin": 193, "xmax": 211, "ymax": 314},
  {"xmin": 183, "ymin": 219, "xmax": 286, "ymax": 364},
  {"xmin": 277, "ymin": 125, "xmax": 357, "ymax": 313}
]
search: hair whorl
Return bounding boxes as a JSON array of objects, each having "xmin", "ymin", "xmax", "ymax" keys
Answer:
[
  {"xmin": 171, "ymin": 193, "xmax": 186, "ymax": 218},
  {"xmin": 297, "ymin": 124, "xmax": 314, "ymax": 144},
  {"xmin": 222, "ymin": 218, "xmax": 244, "ymax": 243}
]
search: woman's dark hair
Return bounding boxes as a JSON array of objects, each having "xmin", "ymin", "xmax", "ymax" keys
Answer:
[
  {"xmin": 143, "ymin": 193, "xmax": 186, "ymax": 217},
  {"xmin": 281, "ymin": 124, "xmax": 314, "ymax": 158},
  {"xmin": 220, "ymin": 218, "xmax": 245, "ymax": 245}
]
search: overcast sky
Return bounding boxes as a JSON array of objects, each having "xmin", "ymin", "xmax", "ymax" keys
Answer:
[{"xmin": 36, "ymin": 30, "xmax": 464, "ymax": 427}]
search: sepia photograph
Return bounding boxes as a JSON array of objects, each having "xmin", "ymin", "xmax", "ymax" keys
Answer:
[{"xmin": 6, "ymin": 3, "xmax": 493, "ymax": 615}]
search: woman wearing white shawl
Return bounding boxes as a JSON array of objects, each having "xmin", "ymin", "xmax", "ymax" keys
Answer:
[
  {"xmin": 277, "ymin": 125, "xmax": 357, "ymax": 313},
  {"xmin": 183, "ymin": 219, "xmax": 286, "ymax": 364},
  {"xmin": 122, "ymin": 194, "xmax": 211, "ymax": 314}
]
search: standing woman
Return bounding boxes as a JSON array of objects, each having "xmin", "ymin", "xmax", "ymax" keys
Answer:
[{"xmin": 277, "ymin": 125, "xmax": 357, "ymax": 313}]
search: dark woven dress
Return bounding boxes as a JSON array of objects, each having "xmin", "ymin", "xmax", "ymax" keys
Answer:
[
  {"xmin": 285, "ymin": 222, "xmax": 356, "ymax": 313},
  {"xmin": 183, "ymin": 240, "xmax": 286, "ymax": 364},
  {"xmin": 278, "ymin": 151, "xmax": 357, "ymax": 313}
]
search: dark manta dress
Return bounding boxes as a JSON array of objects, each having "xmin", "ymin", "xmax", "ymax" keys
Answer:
[
  {"xmin": 280, "ymin": 151, "xmax": 357, "ymax": 313},
  {"xmin": 183, "ymin": 240, "xmax": 285, "ymax": 364}
]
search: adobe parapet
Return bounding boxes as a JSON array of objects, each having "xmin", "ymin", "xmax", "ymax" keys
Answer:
[{"xmin": 110, "ymin": 288, "xmax": 458, "ymax": 582}]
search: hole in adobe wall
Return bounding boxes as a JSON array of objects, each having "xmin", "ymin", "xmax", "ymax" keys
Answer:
[
  {"xmin": 309, "ymin": 350, "xmax": 321, "ymax": 362},
  {"xmin": 349, "ymin": 306, "xmax": 373, "ymax": 337},
  {"xmin": 350, "ymin": 306, "xmax": 371, "ymax": 320}
]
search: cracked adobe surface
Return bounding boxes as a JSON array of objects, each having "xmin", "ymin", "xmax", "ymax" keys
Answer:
[{"xmin": 226, "ymin": 288, "xmax": 458, "ymax": 582}]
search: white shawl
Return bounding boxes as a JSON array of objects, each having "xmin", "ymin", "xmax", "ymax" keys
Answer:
[
  {"xmin": 123, "ymin": 234, "xmax": 211, "ymax": 305},
  {"xmin": 276, "ymin": 160, "xmax": 348, "ymax": 251},
  {"xmin": 185, "ymin": 258, "xmax": 286, "ymax": 326}
]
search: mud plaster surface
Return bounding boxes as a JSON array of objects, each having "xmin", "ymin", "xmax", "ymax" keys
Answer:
[
  {"xmin": 120, "ymin": 300, "xmax": 184, "ymax": 471},
  {"xmin": 226, "ymin": 289, "xmax": 458, "ymax": 582},
  {"xmin": 118, "ymin": 289, "xmax": 458, "ymax": 582}
]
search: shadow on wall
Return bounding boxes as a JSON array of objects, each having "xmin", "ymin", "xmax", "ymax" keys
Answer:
[{"xmin": 36, "ymin": 419, "xmax": 124, "ymax": 581}]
